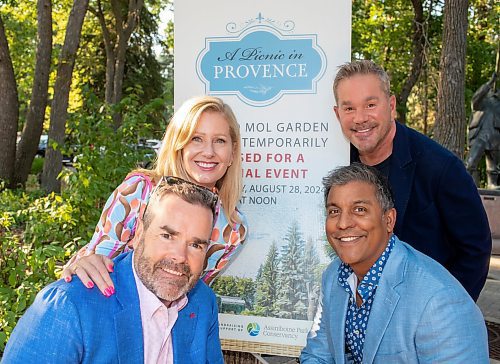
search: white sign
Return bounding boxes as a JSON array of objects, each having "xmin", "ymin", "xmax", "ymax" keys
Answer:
[
  {"xmin": 219, "ymin": 314, "xmax": 312, "ymax": 346},
  {"xmin": 175, "ymin": 0, "xmax": 351, "ymax": 353}
]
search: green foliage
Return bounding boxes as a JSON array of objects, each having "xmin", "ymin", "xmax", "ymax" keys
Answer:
[
  {"xmin": 0, "ymin": 90, "xmax": 169, "ymax": 354},
  {"xmin": 465, "ymin": 0, "xmax": 498, "ymax": 108},
  {"xmin": 463, "ymin": 0, "xmax": 498, "ymax": 180},
  {"xmin": 353, "ymin": 0, "xmax": 416, "ymax": 95},
  {"xmin": 2, "ymin": 0, "xmax": 75, "ymax": 130},
  {"xmin": 212, "ymin": 276, "xmax": 256, "ymax": 310},
  {"xmin": 124, "ymin": 5, "xmax": 166, "ymax": 104},
  {"xmin": 1, "ymin": 0, "xmax": 172, "ymax": 353},
  {"xmin": 303, "ymin": 238, "xmax": 322, "ymax": 316},
  {"xmin": 212, "ymin": 223, "xmax": 326, "ymax": 320},
  {"xmin": 72, "ymin": 1, "xmax": 169, "ymax": 124},
  {"xmin": 275, "ymin": 222, "xmax": 308, "ymax": 319},
  {"xmin": 351, "ymin": 0, "xmax": 497, "ymax": 138},
  {"xmin": 253, "ymin": 241, "xmax": 279, "ymax": 316},
  {"xmin": 62, "ymin": 90, "xmax": 169, "ymax": 239},
  {"xmin": 352, "ymin": 0, "xmax": 443, "ymax": 133},
  {"xmin": 0, "ymin": 188, "xmax": 79, "ymax": 353},
  {"xmin": 3, "ymin": 0, "xmax": 171, "ymax": 131},
  {"xmin": 2, "ymin": 0, "xmax": 38, "ymax": 126},
  {"xmin": 2, "ymin": 0, "xmax": 497, "ymax": 352},
  {"xmin": 30, "ymin": 156, "xmax": 44, "ymax": 175}
]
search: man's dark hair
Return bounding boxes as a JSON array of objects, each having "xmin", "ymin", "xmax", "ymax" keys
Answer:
[{"xmin": 322, "ymin": 163, "xmax": 394, "ymax": 212}]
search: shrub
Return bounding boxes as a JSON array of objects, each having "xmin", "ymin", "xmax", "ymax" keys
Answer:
[
  {"xmin": 0, "ymin": 93, "xmax": 169, "ymax": 353},
  {"xmin": 0, "ymin": 189, "xmax": 79, "ymax": 352},
  {"xmin": 30, "ymin": 156, "xmax": 44, "ymax": 175}
]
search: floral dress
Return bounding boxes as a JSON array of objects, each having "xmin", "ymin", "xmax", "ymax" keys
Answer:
[{"xmin": 86, "ymin": 172, "xmax": 247, "ymax": 285}]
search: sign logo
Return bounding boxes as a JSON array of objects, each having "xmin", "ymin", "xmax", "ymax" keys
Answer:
[
  {"xmin": 196, "ymin": 14, "xmax": 327, "ymax": 107},
  {"xmin": 247, "ymin": 322, "xmax": 261, "ymax": 337}
]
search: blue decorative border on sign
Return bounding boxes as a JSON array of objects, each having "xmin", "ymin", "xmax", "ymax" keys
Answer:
[{"xmin": 196, "ymin": 20, "xmax": 327, "ymax": 107}]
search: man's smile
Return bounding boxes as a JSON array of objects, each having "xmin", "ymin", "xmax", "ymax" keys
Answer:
[{"xmin": 160, "ymin": 267, "xmax": 184, "ymax": 277}]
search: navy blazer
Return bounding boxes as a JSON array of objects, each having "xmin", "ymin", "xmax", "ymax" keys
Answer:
[
  {"xmin": 2, "ymin": 252, "xmax": 223, "ymax": 363},
  {"xmin": 300, "ymin": 237, "xmax": 489, "ymax": 363},
  {"xmin": 351, "ymin": 122, "xmax": 492, "ymax": 300}
]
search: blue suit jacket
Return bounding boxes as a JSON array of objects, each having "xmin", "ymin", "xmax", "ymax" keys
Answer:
[
  {"xmin": 300, "ymin": 237, "xmax": 489, "ymax": 363},
  {"xmin": 352, "ymin": 122, "xmax": 491, "ymax": 300},
  {"xmin": 2, "ymin": 252, "xmax": 223, "ymax": 363}
]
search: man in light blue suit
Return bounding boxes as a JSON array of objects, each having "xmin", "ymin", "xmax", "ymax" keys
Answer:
[
  {"xmin": 2, "ymin": 178, "xmax": 223, "ymax": 363},
  {"xmin": 300, "ymin": 163, "xmax": 488, "ymax": 363}
]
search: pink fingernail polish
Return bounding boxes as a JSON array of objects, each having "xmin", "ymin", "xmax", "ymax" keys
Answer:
[
  {"xmin": 108, "ymin": 265, "xmax": 114, "ymax": 272},
  {"xmin": 109, "ymin": 287, "xmax": 115, "ymax": 295},
  {"xmin": 64, "ymin": 277, "xmax": 71, "ymax": 283},
  {"xmin": 87, "ymin": 281, "xmax": 94, "ymax": 289}
]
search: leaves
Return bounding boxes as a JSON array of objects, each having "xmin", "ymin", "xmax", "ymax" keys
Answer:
[
  {"xmin": 0, "ymin": 88, "xmax": 168, "ymax": 353},
  {"xmin": 352, "ymin": 0, "xmax": 496, "ymax": 136}
]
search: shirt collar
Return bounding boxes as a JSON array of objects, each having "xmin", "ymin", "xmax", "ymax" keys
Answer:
[{"xmin": 338, "ymin": 234, "xmax": 396, "ymax": 300}]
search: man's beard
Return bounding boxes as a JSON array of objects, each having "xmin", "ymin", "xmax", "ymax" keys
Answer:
[{"xmin": 134, "ymin": 237, "xmax": 201, "ymax": 303}]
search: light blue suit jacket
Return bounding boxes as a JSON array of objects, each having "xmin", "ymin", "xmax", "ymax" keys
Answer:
[
  {"xmin": 2, "ymin": 252, "xmax": 223, "ymax": 363},
  {"xmin": 300, "ymin": 237, "xmax": 488, "ymax": 363}
]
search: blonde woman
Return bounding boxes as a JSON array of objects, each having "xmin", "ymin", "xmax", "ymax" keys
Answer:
[{"xmin": 62, "ymin": 96, "xmax": 247, "ymax": 294}]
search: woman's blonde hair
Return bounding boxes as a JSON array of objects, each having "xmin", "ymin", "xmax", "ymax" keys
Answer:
[{"xmin": 145, "ymin": 96, "xmax": 242, "ymax": 224}]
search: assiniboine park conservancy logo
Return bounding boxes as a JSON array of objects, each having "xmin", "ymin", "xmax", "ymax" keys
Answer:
[{"xmin": 247, "ymin": 322, "xmax": 261, "ymax": 337}]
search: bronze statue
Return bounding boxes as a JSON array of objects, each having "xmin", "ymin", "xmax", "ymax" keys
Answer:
[{"xmin": 466, "ymin": 72, "xmax": 500, "ymax": 189}]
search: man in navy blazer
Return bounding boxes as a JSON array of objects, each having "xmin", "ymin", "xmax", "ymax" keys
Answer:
[
  {"xmin": 333, "ymin": 60, "xmax": 491, "ymax": 300},
  {"xmin": 300, "ymin": 164, "xmax": 488, "ymax": 363},
  {"xmin": 2, "ymin": 179, "xmax": 223, "ymax": 363}
]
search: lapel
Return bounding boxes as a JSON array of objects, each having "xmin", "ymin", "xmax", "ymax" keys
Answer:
[
  {"xmin": 388, "ymin": 122, "xmax": 416, "ymax": 234},
  {"xmin": 172, "ymin": 283, "xmax": 201, "ymax": 363},
  {"xmin": 112, "ymin": 253, "xmax": 145, "ymax": 364},
  {"xmin": 330, "ymin": 269, "xmax": 350, "ymax": 364},
  {"xmin": 362, "ymin": 239, "xmax": 407, "ymax": 363}
]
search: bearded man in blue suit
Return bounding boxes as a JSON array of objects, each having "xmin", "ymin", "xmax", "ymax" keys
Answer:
[
  {"xmin": 301, "ymin": 163, "xmax": 488, "ymax": 363},
  {"xmin": 3, "ymin": 179, "xmax": 223, "ymax": 363},
  {"xmin": 332, "ymin": 60, "xmax": 491, "ymax": 301}
]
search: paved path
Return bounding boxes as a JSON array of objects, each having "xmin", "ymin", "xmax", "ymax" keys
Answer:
[
  {"xmin": 478, "ymin": 256, "xmax": 500, "ymax": 322},
  {"xmin": 477, "ymin": 256, "xmax": 500, "ymax": 363}
]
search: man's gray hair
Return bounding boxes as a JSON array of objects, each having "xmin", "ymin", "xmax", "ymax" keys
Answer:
[
  {"xmin": 333, "ymin": 60, "xmax": 391, "ymax": 102},
  {"xmin": 322, "ymin": 163, "xmax": 394, "ymax": 212},
  {"xmin": 143, "ymin": 181, "xmax": 216, "ymax": 230}
]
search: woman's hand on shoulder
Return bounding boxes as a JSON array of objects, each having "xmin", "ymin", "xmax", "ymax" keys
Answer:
[{"xmin": 61, "ymin": 250, "xmax": 115, "ymax": 297}]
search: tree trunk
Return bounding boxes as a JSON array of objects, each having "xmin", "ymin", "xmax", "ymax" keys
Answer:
[
  {"xmin": 423, "ymin": 67, "xmax": 430, "ymax": 135},
  {"xmin": 96, "ymin": 0, "xmax": 144, "ymax": 129},
  {"xmin": 41, "ymin": 0, "xmax": 89, "ymax": 193},
  {"xmin": 12, "ymin": 0, "xmax": 52, "ymax": 187},
  {"xmin": 112, "ymin": 35, "xmax": 129, "ymax": 128},
  {"xmin": 91, "ymin": 0, "xmax": 115, "ymax": 104},
  {"xmin": 0, "ymin": 15, "xmax": 19, "ymax": 185},
  {"xmin": 396, "ymin": 0, "xmax": 426, "ymax": 125},
  {"xmin": 433, "ymin": 0, "xmax": 469, "ymax": 159}
]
